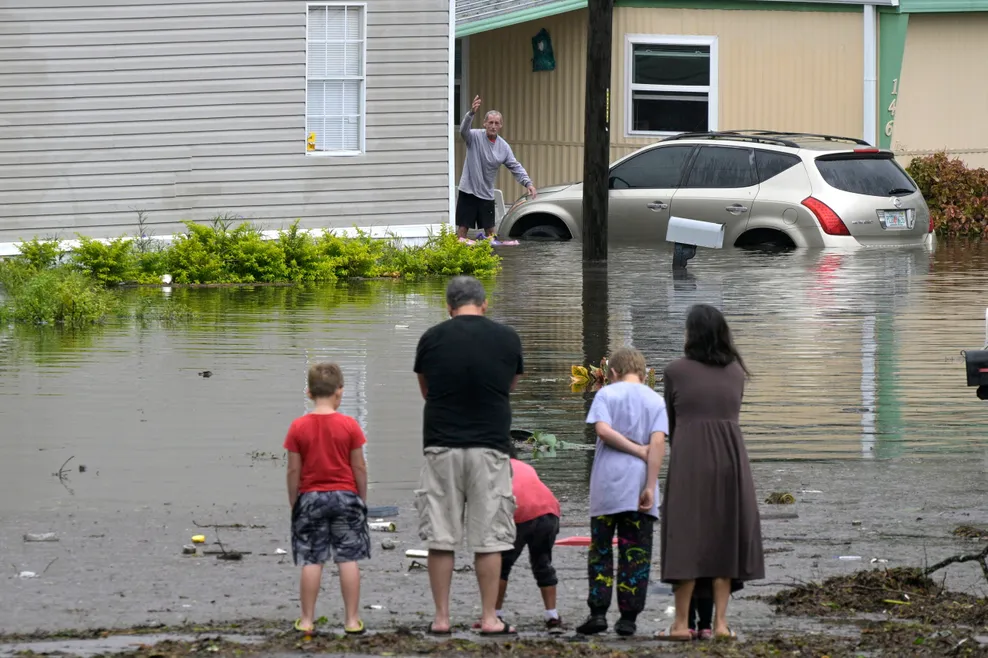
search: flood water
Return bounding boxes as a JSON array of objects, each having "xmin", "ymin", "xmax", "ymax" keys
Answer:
[{"xmin": 2, "ymin": 241, "xmax": 988, "ymax": 515}]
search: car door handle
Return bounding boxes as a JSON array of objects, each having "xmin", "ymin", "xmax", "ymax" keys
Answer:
[
  {"xmin": 725, "ymin": 204, "xmax": 748, "ymax": 215},
  {"xmin": 646, "ymin": 201, "xmax": 669, "ymax": 211}
]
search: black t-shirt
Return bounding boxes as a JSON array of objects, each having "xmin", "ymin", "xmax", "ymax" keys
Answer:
[{"xmin": 413, "ymin": 315, "xmax": 524, "ymax": 453}]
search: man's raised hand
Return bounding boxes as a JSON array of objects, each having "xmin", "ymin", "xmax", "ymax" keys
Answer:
[{"xmin": 471, "ymin": 95, "xmax": 482, "ymax": 113}]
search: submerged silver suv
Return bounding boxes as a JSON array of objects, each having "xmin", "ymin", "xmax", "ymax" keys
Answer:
[{"xmin": 495, "ymin": 131, "xmax": 934, "ymax": 248}]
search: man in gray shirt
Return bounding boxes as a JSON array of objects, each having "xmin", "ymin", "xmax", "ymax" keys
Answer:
[{"xmin": 457, "ymin": 96, "xmax": 537, "ymax": 240}]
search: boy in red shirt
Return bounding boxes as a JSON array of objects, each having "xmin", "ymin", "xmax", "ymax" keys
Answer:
[
  {"xmin": 284, "ymin": 363, "xmax": 370, "ymax": 635},
  {"xmin": 478, "ymin": 445, "xmax": 563, "ymax": 632}
]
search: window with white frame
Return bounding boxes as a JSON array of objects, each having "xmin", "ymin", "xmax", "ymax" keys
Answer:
[
  {"xmin": 626, "ymin": 35, "xmax": 717, "ymax": 136},
  {"xmin": 306, "ymin": 3, "xmax": 366, "ymax": 155}
]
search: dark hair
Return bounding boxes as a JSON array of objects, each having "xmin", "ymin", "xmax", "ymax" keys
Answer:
[
  {"xmin": 507, "ymin": 442, "xmax": 519, "ymax": 459},
  {"xmin": 684, "ymin": 304, "xmax": 750, "ymax": 377},
  {"xmin": 446, "ymin": 275, "xmax": 486, "ymax": 310}
]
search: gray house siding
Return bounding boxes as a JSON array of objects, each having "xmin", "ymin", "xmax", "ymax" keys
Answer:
[{"xmin": 0, "ymin": 0, "xmax": 451, "ymax": 245}]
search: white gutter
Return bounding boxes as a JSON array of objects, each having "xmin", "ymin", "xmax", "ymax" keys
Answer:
[
  {"xmin": 863, "ymin": 3, "xmax": 878, "ymax": 146},
  {"xmin": 448, "ymin": 0, "xmax": 457, "ymax": 226}
]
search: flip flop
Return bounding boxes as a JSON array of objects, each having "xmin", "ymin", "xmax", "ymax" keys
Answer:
[
  {"xmin": 479, "ymin": 620, "xmax": 517, "ymax": 636},
  {"xmin": 427, "ymin": 624, "xmax": 452, "ymax": 636},
  {"xmin": 344, "ymin": 620, "xmax": 366, "ymax": 635},
  {"xmin": 656, "ymin": 627, "xmax": 693, "ymax": 642},
  {"xmin": 293, "ymin": 619, "xmax": 316, "ymax": 634},
  {"xmin": 714, "ymin": 627, "xmax": 738, "ymax": 640}
]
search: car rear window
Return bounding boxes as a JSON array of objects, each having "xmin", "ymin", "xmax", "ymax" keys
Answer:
[{"xmin": 814, "ymin": 154, "xmax": 916, "ymax": 197}]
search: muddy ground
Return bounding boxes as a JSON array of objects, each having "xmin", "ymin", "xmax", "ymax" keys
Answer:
[{"xmin": 3, "ymin": 455, "xmax": 988, "ymax": 656}]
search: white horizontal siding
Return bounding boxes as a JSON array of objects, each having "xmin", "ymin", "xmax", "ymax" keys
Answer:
[{"xmin": 0, "ymin": 0, "xmax": 452, "ymax": 244}]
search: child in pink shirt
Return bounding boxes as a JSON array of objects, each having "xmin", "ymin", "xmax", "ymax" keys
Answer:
[{"xmin": 478, "ymin": 445, "xmax": 563, "ymax": 632}]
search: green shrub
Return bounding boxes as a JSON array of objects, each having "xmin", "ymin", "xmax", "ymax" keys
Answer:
[
  {"xmin": 319, "ymin": 229, "xmax": 385, "ymax": 279},
  {"xmin": 17, "ymin": 238, "xmax": 62, "ymax": 270},
  {"xmin": 72, "ymin": 235, "xmax": 138, "ymax": 285},
  {"xmin": 3, "ymin": 267, "xmax": 116, "ymax": 327},
  {"xmin": 420, "ymin": 225, "xmax": 500, "ymax": 277},
  {"xmin": 277, "ymin": 220, "xmax": 336, "ymax": 283},
  {"xmin": 0, "ymin": 257, "xmax": 38, "ymax": 296},
  {"xmin": 907, "ymin": 152, "xmax": 988, "ymax": 238},
  {"xmin": 166, "ymin": 221, "xmax": 227, "ymax": 284},
  {"xmin": 224, "ymin": 223, "xmax": 288, "ymax": 283}
]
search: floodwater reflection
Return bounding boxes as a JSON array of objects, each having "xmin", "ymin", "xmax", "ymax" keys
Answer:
[{"xmin": 2, "ymin": 242, "xmax": 987, "ymax": 514}]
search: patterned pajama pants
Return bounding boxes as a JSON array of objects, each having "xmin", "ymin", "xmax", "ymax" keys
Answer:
[{"xmin": 586, "ymin": 512, "xmax": 654, "ymax": 617}]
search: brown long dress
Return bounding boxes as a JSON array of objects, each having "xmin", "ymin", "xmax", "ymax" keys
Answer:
[{"xmin": 659, "ymin": 357, "xmax": 764, "ymax": 591}]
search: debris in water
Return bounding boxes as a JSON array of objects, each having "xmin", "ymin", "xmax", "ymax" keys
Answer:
[
  {"xmin": 181, "ymin": 545, "xmax": 197, "ymax": 555},
  {"xmin": 952, "ymin": 524, "xmax": 988, "ymax": 539},
  {"xmin": 18, "ymin": 571, "xmax": 37, "ymax": 579},
  {"xmin": 23, "ymin": 533, "xmax": 58, "ymax": 543},
  {"xmin": 839, "ymin": 556, "xmax": 862, "ymax": 560},
  {"xmin": 198, "ymin": 371, "xmax": 213, "ymax": 378},
  {"xmin": 369, "ymin": 521, "xmax": 396, "ymax": 532},
  {"xmin": 274, "ymin": 548, "xmax": 288, "ymax": 555},
  {"xmin": 366, "ymin": 604, "xmax": 384, "ymax": 610},
  {"xmin": 765, "ymin": 492, "xmax": 796, "ymax": 505},
  {"xmin": 78, "ymin": 464, "xmax": 87, "ymax": 473},
  {"xmin": 381, "ymin": 539, "xmax": 397, "ymax": 550}
]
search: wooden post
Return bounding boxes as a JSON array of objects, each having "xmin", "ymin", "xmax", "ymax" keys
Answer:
[
  {"xmin": 581, "ymin": 0, "xmax": 614, "ymax": 262},
  {"xmin": 581, "ymin": 262, "xmax": 609, "ymax": 458}
]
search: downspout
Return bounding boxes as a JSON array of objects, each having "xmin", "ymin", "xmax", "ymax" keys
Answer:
[
  {"xmin": 448, "ymin": 0, "xmax": 457, "ymax": 227},
  {"xmin": 863, "ymin": 3, "xmax": 878, "ymax": 146}
]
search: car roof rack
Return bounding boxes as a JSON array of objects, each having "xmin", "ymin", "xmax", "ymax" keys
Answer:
[
  {"xmin": 726, "ymin": 130, "xmax": 873, "ymax": 147},
  {"xmin": 661, "ymin": 131, "xmax": 799, "ymax": 148}
]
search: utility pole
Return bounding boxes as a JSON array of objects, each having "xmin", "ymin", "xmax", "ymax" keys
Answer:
[{"xmin": 581, "ymin": 0, "xmax": 613, "ymax": 262}]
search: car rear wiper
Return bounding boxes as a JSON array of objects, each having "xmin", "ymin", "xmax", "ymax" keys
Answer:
[{"xmin": 888, "ymin": 188, "xmax": 914, "ymax": 195}]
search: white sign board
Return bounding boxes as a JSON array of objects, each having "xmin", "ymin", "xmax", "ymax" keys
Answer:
[{"xmin": 665, "ymin": 216, "xmax": 725, "ymax": 249}]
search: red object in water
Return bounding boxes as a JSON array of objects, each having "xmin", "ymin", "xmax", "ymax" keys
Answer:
[{"xmin": 555, "ymin": 536, "xmax": 618, "ymax": 547}]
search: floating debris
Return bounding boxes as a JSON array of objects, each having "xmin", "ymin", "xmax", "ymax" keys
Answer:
[
  {"xmin": 23, "ymin": 533, "xmax": 58, "ymax": 543},
  {"xmin": 765, "ymin": 492, "xmax": 796, "ymax": 505},
  {"xmin": 952, "ymin": 525, "xmax": 988, "ymax": 539}
]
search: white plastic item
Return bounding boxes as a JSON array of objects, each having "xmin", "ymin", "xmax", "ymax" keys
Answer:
[
  {"xmin": 369, "ymin": 521, "xmax": 396, "ymax": 532},
  {"xmin": 405, "ymin": 549, "xmax": 429, "ymax": 558}
]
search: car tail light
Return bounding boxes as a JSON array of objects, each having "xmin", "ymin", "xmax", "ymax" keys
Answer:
[
  {"xmin": 854, "ymin": 148, "xmax": 880, "ymax": 154},
  {"xmin": 929, "ymin": 214, "xmax": 934, "ymax": 234},
  {"xmin": 802, "ymin": 197, "xmax": 850, "ymax": 236}
]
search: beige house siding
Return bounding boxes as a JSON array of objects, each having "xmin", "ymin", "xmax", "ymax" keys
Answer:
[
  {"xmin": 459, "ymin": 6, "xmax": 864, "ymax": 193},
  {"xmin": 893, "ymin": 13, "xmax": 988, "ymax": 169},
  {"xmin": 0, "ymin": 0, "xmax": 451, "ymax": 245}
]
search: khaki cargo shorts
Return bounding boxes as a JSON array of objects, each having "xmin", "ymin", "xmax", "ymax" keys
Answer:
[{"xmin": 414, "ymin": 446, "xmax": 517, "ymax": 553}]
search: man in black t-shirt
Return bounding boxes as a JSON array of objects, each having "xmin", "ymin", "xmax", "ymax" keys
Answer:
[{"xmin": 413, "ymin": 275, "xmax": 523, "ymax": 636}]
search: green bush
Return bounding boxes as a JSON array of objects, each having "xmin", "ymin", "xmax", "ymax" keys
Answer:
[
  {"xmin": 907, "ymin": 152, "xmax": 988, "ymax": 239},
  {"xmin": 3, "ymin": 267, "xmax": 116, "ymax": 327},
  {"xmin": 72, "ymin": 235, "xmax": 138, "ymax": 285},
  {"xmin": 319, "ymin": 229, "xmax": 385, "ymax": 279},
  {"xmin": 278, "ymin": 220, "xmax": 335, "ymax": 283},
  {"xmin": 17, "ymin": 237, "xmax": 62, "ymax": 270},
  {"xmin": 166, "ymin": 222, "xmax": 227, "ymax": 284},
  {"xmin": 1, "ymin": 216, "xmax": 502, "ymax": 328}
]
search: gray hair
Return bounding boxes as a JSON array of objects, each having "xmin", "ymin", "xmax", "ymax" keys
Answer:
[
  {"xmin": 484, "ymin": 110, "xmax": 503, "ymax": 123},
  {"xmin": 446, "ymin": 275, "xmax": 486, "ymax": 309}
]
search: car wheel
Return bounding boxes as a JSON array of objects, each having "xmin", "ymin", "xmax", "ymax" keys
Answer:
[{"xmin": 519, "ymin": 224, "xmax": 566, "ymax": 241}]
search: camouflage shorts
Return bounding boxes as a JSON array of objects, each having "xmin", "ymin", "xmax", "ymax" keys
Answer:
[{"xmin": 291, "ymin": 490, "xmax": 371, "ymax": 566}]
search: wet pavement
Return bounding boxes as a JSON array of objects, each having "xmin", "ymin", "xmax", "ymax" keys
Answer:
[{"xmin": 2, "ymin": 241, "xmax": 988, "ymax": 644}]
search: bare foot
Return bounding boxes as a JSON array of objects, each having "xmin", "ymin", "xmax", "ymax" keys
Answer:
[{"xmin": 429, "ymin": 619, "xmax": 451, "ymax": 635}]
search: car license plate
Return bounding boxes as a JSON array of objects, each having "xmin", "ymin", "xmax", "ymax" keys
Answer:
[{"xmin": 880, "ymin": 210, "xmax": 908, "ymax": 229}]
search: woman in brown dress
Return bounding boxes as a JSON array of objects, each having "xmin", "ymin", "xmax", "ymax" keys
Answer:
[{"xmin": 657, "ymin": 304, "xmax": 764, "ymax": 641}]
